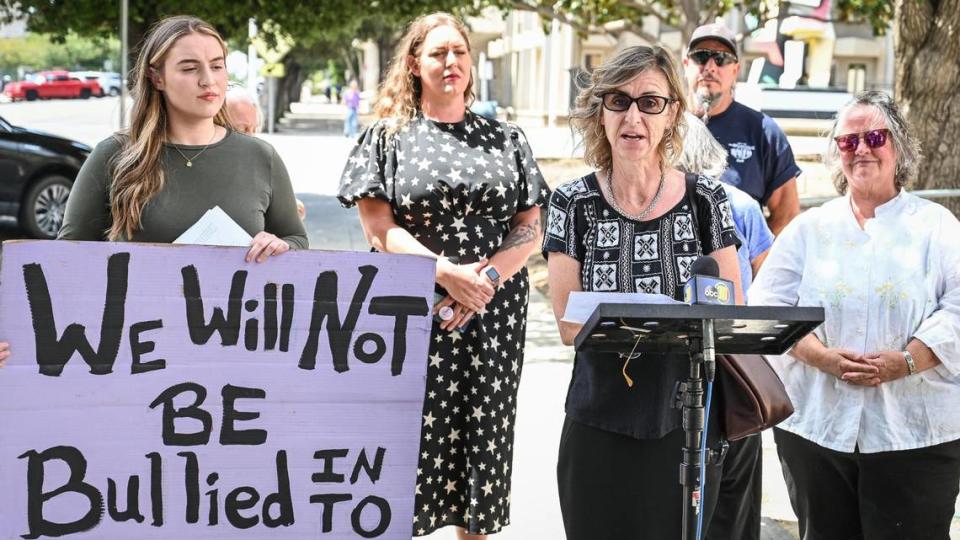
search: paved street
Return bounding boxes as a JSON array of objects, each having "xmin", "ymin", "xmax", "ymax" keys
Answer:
[{"xmin": 1, "ymin": 97, "xmax": 957, "ymax": 539}]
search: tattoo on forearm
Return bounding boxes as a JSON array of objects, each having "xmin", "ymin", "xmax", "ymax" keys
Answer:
[{"xmin": 500, "ymin": 218, "xmax": 541, "ymax": 251}]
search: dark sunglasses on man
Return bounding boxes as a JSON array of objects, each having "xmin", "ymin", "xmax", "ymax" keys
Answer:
[
  {"xmin": 687, "ymin": 49, "xmax": 738, "ymax": 67},
  {"xmin": 601, "ymin": 92, "xmax": 675, "ymax": 115},
  {"xmin": 834, "ymin": 128, "xmax": 890, "ymax": 153}
]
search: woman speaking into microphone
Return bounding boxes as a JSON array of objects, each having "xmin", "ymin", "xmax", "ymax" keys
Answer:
[{"xmin": 542, "ymin": 46, "xmax": 741, "ymax": 539}]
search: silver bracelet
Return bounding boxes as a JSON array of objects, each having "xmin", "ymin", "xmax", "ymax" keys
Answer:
[{"xmin": 903, "ymin": 350, "xmax": 918, "ymax": 375}]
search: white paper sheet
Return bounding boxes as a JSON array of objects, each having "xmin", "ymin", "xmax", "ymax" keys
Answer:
[
  {"xmin": 173, "ymin": 206, "xmax": 253, "ymax": 247},
  {"xmin": 561, "ymin": 291, "xmax": 682, "ymax": 324}
]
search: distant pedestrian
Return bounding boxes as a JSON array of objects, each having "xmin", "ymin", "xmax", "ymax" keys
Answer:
[
  {"xmin": 337, "ymin": 11, "xmax": 549, "ymax": 539},
  {"xmin": 750, "ymin": 91, "xmax": 960, "ymax": 540},
  {"xmin": 342, "ymin": 79, "xmax": 360, "ymax": 137}
]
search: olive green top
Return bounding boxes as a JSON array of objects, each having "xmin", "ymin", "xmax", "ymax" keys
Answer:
[{"xmin": 59, "ymin": 129, "xmax": 308, "ymax": 248}]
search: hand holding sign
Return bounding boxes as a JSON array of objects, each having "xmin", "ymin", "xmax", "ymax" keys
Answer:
[
  {"xmin": 246, "ymin": 231, "xmax": 291, "ymax": 263},
  {"xmin": 0, "ymin": 341, "xmax": 8, "ymax": 367}
]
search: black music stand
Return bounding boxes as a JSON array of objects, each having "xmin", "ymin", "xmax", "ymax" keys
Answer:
[{"xmin": 574, "ymin": 303, "xmax": 824, "ymax": 540}]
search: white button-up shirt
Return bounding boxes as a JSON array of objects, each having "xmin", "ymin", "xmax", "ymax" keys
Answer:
[{"xmin": 748, "ymin": 190, "xmax": 960, "ymax": 453}]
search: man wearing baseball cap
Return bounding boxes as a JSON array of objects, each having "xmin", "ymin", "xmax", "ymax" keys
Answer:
[{"xmin": 683, "ymin": 22, "xmax": 801, "ymax": 236}]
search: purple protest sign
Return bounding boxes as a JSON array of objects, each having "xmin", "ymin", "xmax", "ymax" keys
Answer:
[{"xmin": 0, "ymin": 241, "xmax": 434, "ymax": 539}]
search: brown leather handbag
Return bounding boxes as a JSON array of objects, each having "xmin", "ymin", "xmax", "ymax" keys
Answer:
[{"xmin": 717, "ymin": 354, "xmax": 794, "ymax": 441}]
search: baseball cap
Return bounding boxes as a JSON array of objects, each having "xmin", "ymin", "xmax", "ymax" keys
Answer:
[{"xmin": 687, "ymin": 23, "xmax": 739, "ymax": 60}]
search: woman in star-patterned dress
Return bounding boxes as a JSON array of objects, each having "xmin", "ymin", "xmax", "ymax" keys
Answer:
[
  {"xmin": 337, "ymin": 12, "xmax": 549, "ymax": 539},
  {"xmin": 543, "ymin": 46, "xmax": 742, "ymax": 539}
]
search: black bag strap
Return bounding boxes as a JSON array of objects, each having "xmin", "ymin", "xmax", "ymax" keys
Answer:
[{"xmin": 685, "ymin": 172, "xmax": 702, "ymax": 244}]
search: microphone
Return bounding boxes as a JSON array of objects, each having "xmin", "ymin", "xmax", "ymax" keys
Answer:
[
  {"xmin": 683, "ymin": 256, "xmax": 733, "ymax": 382},
  {"xmin": 683, "ymin": 256, "xmax": 734, "ymax": 306}
]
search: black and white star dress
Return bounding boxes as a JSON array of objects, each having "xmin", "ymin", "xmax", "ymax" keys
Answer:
[{"xmin": 338, "ymin": 111, "xmax": 550, "ymax": 536}]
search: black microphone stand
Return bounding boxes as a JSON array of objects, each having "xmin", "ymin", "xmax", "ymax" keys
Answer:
[{"xmin": 677, "ymin": 319, "xmax": 716, "ymax": 540}]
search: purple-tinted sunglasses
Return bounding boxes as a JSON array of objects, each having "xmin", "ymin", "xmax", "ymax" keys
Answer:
[{"xmin": 834, "ymin": 128, "xmax": 889, "ymax": 153}]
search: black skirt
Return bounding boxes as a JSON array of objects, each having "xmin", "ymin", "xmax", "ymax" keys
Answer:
[{"xmin": 557, "ymin": 418, "xmax": 724, "ymax": 540}]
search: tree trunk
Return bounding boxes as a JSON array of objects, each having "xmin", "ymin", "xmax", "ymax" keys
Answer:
[
  {"xmin": 376, "ymin": 32, "xmax": 399, "ymax": 84},
  {"xmin": 273, "ymin": 57, "xmax": 303, "ymax": 124},
  {"xmin": 895, "ymin": 0, "xmax": 960, "ymax": 216},
  {"xmin": 340, "ymin": 48, "xmax": 360, "ymax": 84}
]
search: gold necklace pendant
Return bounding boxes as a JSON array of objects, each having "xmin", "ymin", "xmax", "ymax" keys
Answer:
[{"xmin": 171, "ymin": 126, "xmax": 217, "ymax": 168}]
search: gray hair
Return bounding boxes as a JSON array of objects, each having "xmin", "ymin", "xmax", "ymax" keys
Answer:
[
  {"xmin": 825, "ymin": 90, "xmax": 922, "ymax": 194},
  {"xmin": 225, "ymin": 87, "xmax": 262, "ymax": 134},
  {"xmin": 677, "ymin": 111, "xmax": 728, "ymax": 177}
]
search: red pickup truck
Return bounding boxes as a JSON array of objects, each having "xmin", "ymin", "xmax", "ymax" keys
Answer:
[{"xmin": 2, "ymin": 71, "xmax": 103, "ymax": 101}]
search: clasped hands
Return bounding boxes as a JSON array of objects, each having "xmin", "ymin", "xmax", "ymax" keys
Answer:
[
  {"xmin": 818, "ymin": 348, "xmax": 910, "ymax": 386},
  {"xmin": 434, "ymin": 258, "xmax": 497, "ymax": 332}
]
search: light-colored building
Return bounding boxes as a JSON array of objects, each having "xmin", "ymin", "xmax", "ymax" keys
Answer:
[
  {"xmin": 482, "ymin": 11, "xmax": 658, "ymax": 126},
  {"xmin": 483, "ymin": 12, "xmax": 578, "ymax": 126},
  {"xmin": 473, "ymin": 2, "xmax": 892, "ymax": 127},
  {"xmin": 0, "ymin": 19, "xmax": 27, "ymax": 39}
]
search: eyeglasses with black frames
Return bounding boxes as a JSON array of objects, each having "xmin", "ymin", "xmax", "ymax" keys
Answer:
[
  {"xmin": 601, "ymin": 92, "xmax": 675, "ymax": 115},
  {"xmin": 687, "ymin": 49, "xmax": 738, "ymax": 67},
  {"xmin": 834, "ymin": 128, "xmax": 890, "ymax": 153}
]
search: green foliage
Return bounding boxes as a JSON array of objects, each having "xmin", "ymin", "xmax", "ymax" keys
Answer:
[
  {"xmin": 0, "ymin": 0, "xmax": 482, "ymax": 77},
  {"xmin": 0, "ymin": 33, "xmax": 119, "ymax": 76},
  {"xmin": 834, "ymin": 0, "xmax": 895, "ymax": 35}
]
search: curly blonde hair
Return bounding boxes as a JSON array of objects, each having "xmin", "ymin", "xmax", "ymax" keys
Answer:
[
  {"xmin": 374, "ymin": 12, "xmax": 475, "ymax": 133},
  {"xmin": 570, "ymin": 46, "xmax": 688, "ymax": 176}
]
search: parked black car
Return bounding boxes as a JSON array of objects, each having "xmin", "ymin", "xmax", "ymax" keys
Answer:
[{"xmin": 0, "ymin": 115, "xmax": 90, "ymax": 238}]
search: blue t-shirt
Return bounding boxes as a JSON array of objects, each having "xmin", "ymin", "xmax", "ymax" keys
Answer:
[
  {"xmin": 723, "ymin": 184, "xmax": 774, "ymax": 294},
  {"xmin": 707, "ymin": 101, "xmax": 802, "ymax": 206}
]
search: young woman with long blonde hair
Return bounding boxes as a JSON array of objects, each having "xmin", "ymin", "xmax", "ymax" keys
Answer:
[
  {"xmin": 59, "ymin": 15, "xmax": 306, "ymax": 258},
  {"xmin": 338, "ymin": 11, "xmax": 549, "ymax": 540}
]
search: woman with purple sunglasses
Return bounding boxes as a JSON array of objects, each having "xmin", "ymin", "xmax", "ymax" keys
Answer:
[{"xmin": 748, "ymin": 90, "xmax": 960, "ymax": 539}]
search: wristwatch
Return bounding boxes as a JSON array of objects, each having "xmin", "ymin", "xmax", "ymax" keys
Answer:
[
  {"xmin": 484, "ymin": 266, "xmax": 501, "ymax": 287},
  {"xmin": 903, "ymin": 350, "xmax": 917, "ymax": 375}
]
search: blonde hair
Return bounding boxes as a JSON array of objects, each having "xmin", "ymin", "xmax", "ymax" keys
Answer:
[
  {"xmin": 570, "ymin": 46, "xmax": 688, "ymax": 176},
  {"xmin": 374, "ymin": 12, "xmax": 474, "ymax": 133},
  {"xmin": 109, "ymin": 15, "xmax": 231, "ymax": 241}
]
